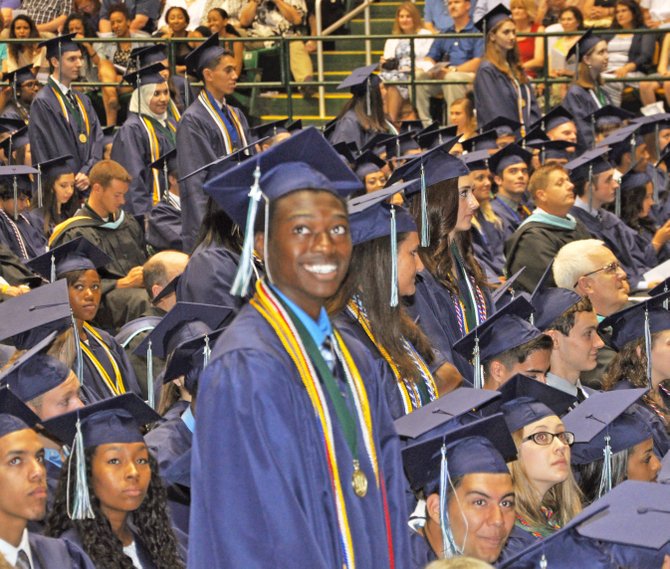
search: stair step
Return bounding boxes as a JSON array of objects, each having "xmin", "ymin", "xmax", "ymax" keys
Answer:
[{"xmin": 255, "ymin": 93, "xmax": 350, "ymax": 116}]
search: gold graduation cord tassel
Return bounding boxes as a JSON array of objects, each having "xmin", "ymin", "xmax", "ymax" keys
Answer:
[
  {"xmin": 146, "ymin": 339, "xmax": 155, "ymax": 409},
  {"xmin": 231, "ymin": 165, "xmax": 262, "ymax": 296},
  {"xmin": 390, "ymin": 206, "xmax": 399, "ymax": 308},
  {"xmin": 68, "ymin": 416, "xmax": 95, "ymax": 520}
]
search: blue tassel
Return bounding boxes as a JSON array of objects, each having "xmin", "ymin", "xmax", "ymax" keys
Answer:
[
  {"xmin": 12, "ymin": 177, "xmax": 18, "ymax": 221},
  {"xmin": 231, "ymin": 166, "xmax": 262, "ymax": 297},
  {"xmin": 146, "ymin": 340, "xmax": 154, "ymax": 410},
  {"xmin": 67, "ymin": 416, "xmax": 95, "ymax": 520},
  {"xmin": 439, "ymin": 444, "xmax": 459, "ymax": 558},
  {"xmin": 473, "ymin": 336, "xmax": 483, "ymax": 389},
  {"xmin": 390, "ymin": 207, "xmax": 398, "ymax": 307},
  {"xmin": 645, "ymin": 307, "xmax": 652, "ymax": 388},
  {"xmin": 420, "ymin": 162, "xmax": 429, "ymax": 247},
  {"xmin": 588, "ymin": 164, "xmax": 594, "ymax": 211},
  {"xmin": 598, "ymin": 434, "xmax": 612, "ymax": 498}
]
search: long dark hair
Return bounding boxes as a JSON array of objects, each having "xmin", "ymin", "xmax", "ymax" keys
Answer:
[
  {"xmin": 39, "ymin": 173, "xmax": 79, "ymax": 237},
  {"xmin": 408, "ymin": 178, "xmax": 488, "ymax": 296},
  {"xmin": 336, "ymin": 79, "xmax": 387, "ymax": 133},
  {"xmin": 45, "ymin": 449, "xmax": 185, "ymax": 569},
  {"xmin": 612, "ymin": 0, "xmax": 645, "ymax": 29},
  {"xmin": 64, "ymin": 12, "xmax": 97, "ymax": 38},
  {"xmin": 9, "ymin": 15, "xmax": 40, "ymax": 61},
  {"xmin": 328, "ymin": 232, "xmax": 435, "ymax": 383},
  {"xmin": 573, "ymin": 450, "xmax": 628, "ymax": 505},
  {"xmin": 195, "ymin": 196, "xmax": 241, "ymax": 252},
  {"xmin": 484, "ymin": 18, "xmax": 528, "ymax": 84},
  {"xmin": 604, "ymin": 183, "xmax": 656, "ymax": 235}
]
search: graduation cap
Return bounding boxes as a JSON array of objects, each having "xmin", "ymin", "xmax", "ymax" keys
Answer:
[
  {"xmin": 332, "ymin": 141, "xmax": 357, "ymax": 165},
  {"xmin": 461, "ymin": 148, "xmax": 492, "ymax": 172},
  {"xmin": 563, "ymin": 389, "xmax": 649, "ymax": 497},
  {"xmin": 414, "ymin": 126, "xmax": 458, "ymax": 151},
  {"xmin": 500, "ymin": 395, "xmax": 557, "ymax": 433},
  {"xmin": 488, "ymin": 373, "xmax": 578, "ymax": 417},
  {"xmin": 529, "ymin": 262, "xmax": 582, "ymax": 331},
  {"xmin": 151, "ymin": 274, "xmax": 179, "ymax": 305},
  {"xmin": 203, "ymin": 127, "xmax": 362, "ymax": 296},
  {"xmin": 0, "ymin": 127, "xmax": 30, "ymax": 169},
  {"xmin": 481, "ymin": 116, "xmax": 520, "ymax": 138},
  {"xmin": 565, "ymin": 146, "xmax": 614, "ymax": 210},
  {"xmin": 359, "ymin": 132, "xmax": 395, "ymax": 155},
  {"xmin": 474, "ymin": 2, "xmax": 512, "ymax": 34},
  {"xmin": 399, "ymin": 119, "xmax": 424, "ymax": 133},
  {"xmin": 566, "ymin": 28, "xmax": 604, "ymax": 63},
  {"xmin": 348, "ymin": 180, "xmax": 418, "ymax": 306},
  {"xmin": 0, "ymin": 386, "xmax": 40, "ymax": 439},
  {"xmin": 591, "ymin": 104, "xmax": 635, "ymax": 131},
  {"xmin": 384, "ymin": 131, "xmax": 422, "ymax": 158},
  {"xmin": 27, "ymin": 237, "xmax": 111, "ymax": 284},
  {"xmin": 620, "ymin": 167, "xmax": 650, "ymax": 192},
  {"xmin": 393, "ymin": 386, "xmax": 500, "ymax": 439},
  {"xmin": 32, "ymin": 154, "xmax": 74, "ymax": 209},
  {"xmin": 148, "ymin": 148, "xmax": 177, "ymax": 203},
  {"xmin": 337, "ymin": 63, "xmax": 381, "ymax": 115},
  {"xmin": 249, "ymin": 118, "xmax": 293, "ymax": 142},
  {"xmin": 122, "ymin": 62, "xmax": 167, "ymax": 88},
  {"xmin": 657, "ymin": 142, "xmax": 670, "ymax": 169},
  {"xmin": 38, "ymin": 32, "xmax": 80, "ymax": 60},
  {"xmin": 402, "ymin": 413, "xmax": 516, "ymax": 557},
  {"xmin": 0, "ymin": 280, "xmax": 72, "ymax": 351},
  {"xmin": 129, "ymin": 44, "xmax": 167, "ymax": 68},
  {"xmin": 178, "ymin": 138, "xmax": 259, "ymax": 184},
  {"xmin": 0, "ymin": 163, "xmax": 38, "ymax": 221},
  {"xmin": 2, "ymin": 64, "xmax": 36, "ymax": 88},
  {"xmin": 0, "ymin": 117, "xmax": 27, "ymax": 135},
  {"xmin": 597, "ymin": 123, "xmax": 642, "ymax": 168},
  {"xmin": 42, "ymin": 393, "xmax": 160, "ymax": 520},
  {"xmin": 452, "ymin": 295, "xmax": 540, "ymax": 388},
  {"xmin": 599, "ymin": 292, "xmax": 670, "ymax": 388},
  {"xmin": 526, "ymin": 139, "xmax": 576, "ymax": 163},
  {"xmin": 491, "ymin": 266, "xmax": 525, "ymax": 310},
  {"xmin": 185, "ymin": 33, "xmax": 225, "ymax": 79},
  {"xmin": 460, "ymin": 130, "xmax": 499, "ymax": 153},
  {"xmin": 648, "ymin": 276, "xmax": 670, "ymax": 298},
  {"xmin": 0, "ymin": 331, "xmax": 70, "ymax": 403},
  {"xmin": 488, "ymin": 143, "xmax": 533, "ymax": 176},
  {"xmin": 321, "ymin": 117, "xmax": 338, "ymax": 141},
  {"xmin": 529, "ymin": 106, "xmax": 575, "ymax": 135},
  {"xmin": 351, "ymin": 150, "xmax": 386, "ymax": 180}
]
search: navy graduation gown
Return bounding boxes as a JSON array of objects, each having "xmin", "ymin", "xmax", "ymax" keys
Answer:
[
  {"xmin": 0, "ymin": 241, "xmax": 40, "ymax": 285},
  {"xmin": 491, "ymin": 196, "xmax": 526, "ymax": 243},
  {"xmin": 409, "ymin": 531, "xmax": 436, "ymax": 569},
  {"xmin": 176, "ymin": 241, "xmax": 243, "ymax": 309},
  {"xmin": 329, "ymin": 109, "xmax": 382, "ymax": 150},
  {"xmin": 505, "ymin": 220, "xmax": 593, "ymax": 293},
  {"xmin": 146, "ymin": 201, "xmax": 183, "ymax": 252},
  {"xmin": 471, "ymin": 214, "xmax": 506, "ymax": 280},
  {"xmin": 0, "ymin": 210, "xmax": 46, "ymax": 260},
  {"xmin": 145, "ymin": 413, "xmax": 192, "ymax": 475},
  {"xmin": 176, "ymin": 95, "xmax": 250, "ymax": 252},
  {"xmin": 570, "ymin": 207, "xmax": 655, "ymax": 288},
  {"xmin": 111, "ymin": 113, "xmax": 176, "ymax": 216},
  {"xmin": 563, "ymin": 84, "xmax": 611, "ymax": 152},
  {"xmin": 189, "ymin": 303, "xmax": 412, "ymax": 568},
  {"xmin": 29, "ymin": 533, "xmax": 96, "ymax": 569},
  {"xmin": 473, "ymin": 61, "xmax": 540, "ymax": 132},
  {"xmin": 29, "ymin": 84, "xmax": 103, "ymax": 176}
]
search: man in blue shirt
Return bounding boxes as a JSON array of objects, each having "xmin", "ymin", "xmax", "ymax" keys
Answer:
[{"xmin": 415, "ymin": 0, "xmax": 484, "ymax": 126}]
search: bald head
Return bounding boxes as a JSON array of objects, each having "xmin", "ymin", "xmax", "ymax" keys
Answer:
[{"xmin": 143, "ymin": 250, "xmax": 189, "ymax": 310}]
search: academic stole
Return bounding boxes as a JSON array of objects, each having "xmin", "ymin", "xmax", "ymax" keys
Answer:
[
  {"xmin": 80, "ymin": 323, "xmax": 126, "ymax": 396},
  {"xmin": 450, "ymin": 242, "xmax": 488, "ymax": 336},
  {"xmin": 48, "ymin": 78, "xmax": 91, "ymax": 141},
  {"xmin": 251, "ymin": 281, "xmax": 395, "ymax": 569},
  {"xmin": 346, "ymin": 298, "xmax": 438, "ymax": 414},
  {"xmin": 198, "ymin": 90, "xmax": 247, "ymax": 153},
  {"xmin": 0, "ymin": 209, "xmax": 29, "ymax": 259},
  {"xmin": 140, "ymin": 116, "xmax": 177, "ymax": 204}
]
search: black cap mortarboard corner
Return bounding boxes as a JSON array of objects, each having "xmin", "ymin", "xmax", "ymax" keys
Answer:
[
  {"xmin": 123, "ymin": 62, "xmax": 168, "ymax": 88},
  {"xmin": 130, "ymin": 44, "xmax": 167, "ymax": 68},
  {"xmin": 566, "ymin": 28, "xmax": 604, "ymax": 63},
  {"xmin": 39, "ymin": 33, "xmax": 80, "ymax": 60},
  {"xmin": 530, "ymin": 262, "xmax": 582, "ymax": 331},
  {"xmin": 27, "ymin": 237, "xmax": 111, "ymax": 283},
  {"xmin": 482, "ymin": 116, "xmax": 521, "ymax": 138},
  {"xmin": 0, "ymin": 386, "xmax": 40, "ymax": 439},
  {"xmin": 460, "ymin": 130, "xmax": 499, "ymax": 153},
  {"xmin": 352, "ymin": 150, "xmax": 386, "ymax": 180},
  {"xmin": 491, "ymin": 266, "xmax": 526, "ymax": 310},
  {"xmin": 488, "ymin": 143, "xmax": 533, "ymax": 176},
  {"xmin": 529, "ymin": 105, "xmax": 575, "ymax": 134},
  {"xmin": 500, "ymin": 395, "xmax": 557, "ymax": 433},
  {"xmin": 474, "ymin": 2, "xmax": 512, "ymax": 34},
  {"xmin": 185, "ymin": 34, "xmax": 225, "ymax": 79},
  {"xmin": 489, "ymin": 373, "xmax": 578, "ymax": 417},
  {"xmin": 414, "ymin": 126, "xmax": 458, "ymax": 151}
]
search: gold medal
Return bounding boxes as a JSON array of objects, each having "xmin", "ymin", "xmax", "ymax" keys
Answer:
[
  {"xmin": 351, "ymin": 460, "xmax": 368, "ymax": 498},
  {"xmin": 79, "ymin": 133, "xmax": 87, "ymax": 143}
]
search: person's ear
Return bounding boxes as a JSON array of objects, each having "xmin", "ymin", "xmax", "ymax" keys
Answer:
[
  {"xmin": 254, "ymin": 232, "xmax": 265, "ymax": 260},
  {"xmin": 425, "ymin": 493, "xmax": 441, "ymax": 524},
  {"xmin": 544, "ymin": 329, "xmax": 561, "ymax": 350},
  {"xmin": 487, "ymin": 360, "xmax": 506, "ymax": 390},
  {"xmin": 493, "ymin": 174, "xmax": 503, "ymax": 187}
]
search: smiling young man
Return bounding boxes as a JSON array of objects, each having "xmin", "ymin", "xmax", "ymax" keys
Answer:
[
  {"xmin": 188, "ymin": 128, "xmax": 411, "ymax": 568},
  {"xmin": 177, "ymin": 34, "xmax": 251, "ymax": 252},
  {"xmin": 28, "ymin": 34, "xmax": 103, "ymax": 192},
  {"xmin": 0, "ymin": 387, "xmax": 95, "ymax": 568}
]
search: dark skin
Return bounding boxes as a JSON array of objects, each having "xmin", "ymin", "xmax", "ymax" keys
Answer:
[{"xmin": 255, "ymin": 190, "xmax": 352, "ymax": 321}]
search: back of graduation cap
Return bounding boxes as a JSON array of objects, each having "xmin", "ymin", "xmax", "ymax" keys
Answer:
[
  {"xmin": 0, "ymin": 385, "xmax": 40, "ymax": 439},
  {"xmin": 148, "ymin": 147, "xmax": 177, "ymax": 203},
  {"xmin": 620, "ymin": 165, "xmax": 650, "ymax": 192},
  {"xmin": 42, "ymin": 393, "xmax": 160, "ymax": 520},
  {"xmin": 499, "ymin": 395, "xmax": 557, "ymax": 433},
  {"xmin": 0, "ymin": 163, "xmax": 35, "ymax": 222},
  {"xmin": 180, "ymin": 138, "xmax": 258, "ymax": 185},
  {"xmin": 38, "ymin": 32, "xmax": 80, "ymax": 60},
  {"xmin": 526, "ymin": 139, "xmax": 575, "ymax": 163},
  {"xmin": 491, "ymin": 267, "xmax": 526, "ymax": 310},
  {"xmin": 461, "ymin": 148, "xmax": 492, "ymax": 173},
  {"xmin": 348, "ymin": 180, "xmax": 418, "ymax": 306},
  {"xmin": 203, "ymin": 126, "xmax": 362, "ymax": 296},
  {"xmin": 482, "ymin": 116, "xmax": 521, "ymax": 139},
  {"xmin": 591, "ymin": 104, "xmax": 635, "ymax": 133},
  {"xmin": 384, "ymin": 130, "xmax": 423, "ymax": 158},
  {"xmin": 0, "ymin": 280, "xmax": 71, "ymax": 351},
  {"xmin": 0, "ymin": 128, "xmax": 31, "ymax": 169},
  {"xmin": 488, "ymin": 143, "xmax": 533, "ymax": 177},
  {"xmin": 597, "ymin": 122, "xmax": 642, "ymax": 169},
  {"xmin": 566, "ymin": 28, "xmax": 604, "ymax": 63},
  {"xmin": 565, "ymin": 145, "xmax": 613, "ymax": 210},
  {"xmin": 33, "ymin": 154, "xmax": 74, "ymax": 208},
  {"xmin": 402, "ymin": 414, "xmax": 516, "ymax": 557},
  {"xmin": 490, "ymin": 373, "xmax": 578, "ymax": 417},
  {"xmin": 460, "ymin": 129, "xmax": 499, "ymax": 153},
  {"xmin": 185, "ymin": 33, "xmax": 225, "ymax": 79},
  {"xmin": 2, "ymin": 64, "xmax": 35, "ymax": 89},
  {"xmin": 337, "ymin": 63, "xmax": 381, "ymax": 114},
  {"xmin": 474, "ymin": 2, "xmax": 511, "ymax": 34},
  {"xmin": 0, "ymin": 116, "xmax": 27, "ymax": 134},
  {"xmin": 27, "ymin": 236, "xmax": 111, "ymax": 284},
  {"xmin": 414, "ymin": 126, "xmax": 458, "ymax": 151},
  {"xmin": 452, "ymin": 295, "xmax": 541, "ymax": 389},
  {"xmin": 563, "ymin": 388, "xmax": 649, "ymax": 497},
  {"xmin": 130, "ymin": 44, "xmax": 167, "ymax": 68},
  {"xmin": 530, "ymin": 261, "xmax": 582, "ymax": 331},
  {"xmin": 122, "ymin": 62, "xmax": 167, "ymax": 88},
  {"xmin": 529, "ymin": 105, "xmax": 575, "ymax": 135},
  {"xmin": 351, "ymin": 150, "xmax": 386, "ymax": 180}
]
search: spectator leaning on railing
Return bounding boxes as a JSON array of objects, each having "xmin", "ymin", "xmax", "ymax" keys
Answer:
[{"xmin": 640, "ymin": 31, "xmax": 670, "ymax": 111}]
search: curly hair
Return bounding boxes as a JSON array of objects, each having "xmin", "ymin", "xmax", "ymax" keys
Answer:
[
  {"xmin": 408, "ymin": 177, "xmax": 489, "ymax": 297},
  {"xmin": 45, "ymin": 448, "xmax": 185, "ymax": 569},
  {"xmin": 8, "ymin": 15, "xmax": 40, "ymax": 61}
]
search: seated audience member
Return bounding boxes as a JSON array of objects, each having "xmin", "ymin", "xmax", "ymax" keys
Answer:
[
  {"xmin": 489, "ymin": 144, "xmax": 533, "ymax": 241},
  {"xmin": 0, "ymin": 387, "xmax": 96, "ymax": 568},
  {"xmin": 453, "ymin": 296, "xmax": 553, "ymax": 390},
  {"xmin": 206, "ymin": 8, "xmax": 244, "ymax": 77},
  {"xmin": 99, "ymin": 0, "xmax": 161, "ymax": 33},
  {"xmin": 505, "ymin": 163, "xmax": 591, "ymax": 293},
  {"xmin": 49, "ymin": 160, "xmax": 150, "ymax": 331},
  {"xmin": 414, "ymin": 0, "xmax": 482, "ymax": 127},
  {"xmin": 379, "ymin": 2, "xmax": 433, "ymax": 125},
  {"xmin": 403, "ymin": 414, "xmax": 518, "ymax": 566},
  {"xmin": 510, "ymin": 0, "xmax": 544, "ymax": 78},
  {"xmin": 639, "ymin": 31, "xmax": 670, "ymax": 110},
  {"xmin": 1, "ymin": 15, "xmax": 47, "ymax": 77},
  {"xmin": 44, "ymin": 394, "xmax": 186, "ymax": 567},
  {"xmin": 74, "ymin": 0, "xmax": 102, "ymax": 31},
  {"xmin": 1, "ymin": 65, "xmax": 39, "ymax": 123},
  {"xmin": 159, "ymin": 6, "xmax": 192, "ymax": 75}
]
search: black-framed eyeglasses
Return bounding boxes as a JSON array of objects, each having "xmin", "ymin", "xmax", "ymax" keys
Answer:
[
  {"xmin": 523, "ymin": 431, "xmax": 575, "ymax": 446},
  {"xmin": 573, "ymin": 261, "xmax": 622, "ymax": 288}
]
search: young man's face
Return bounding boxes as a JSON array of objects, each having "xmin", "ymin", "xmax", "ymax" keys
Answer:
[
  {"xmin": 258, "ymin": 190, "xmax": 352, "ymax": 319},
  {"xmin": 1, "ymin": 194, "xmax": 30, "ymax": 217},
  {"xmin": 494, "ymin": 161, "xmax": 529, "ymax": 199},
  {"xmin": 0, "ymin": 429, "xmax": 47, "ymax": 535},
  {"xmin": 505, "ymin": 349, "xmax": 551, "ymax": 384},
  {"xmin": 18, "ymin": 78, "xmax": 40, "ymax": 105},
  {"xmin": 29, "ymin": 371, "xmax": 85, "ymax": 421},
  {"xmin": 53, "ymin": 50, "xmax": 83, "ymax": 83},
  {"xmin": 547, "ymin": 120, "xmax": 578, "ymax": 145},
  {"xmin": 590, "ymin": 168, "xmax": 618, "ymax": 206},
  {"xmin": 94, "ymin": 178, "xmax": 128, "ymax": 217},
  {"xmin": 552, "ymin": 310, "xmax": 604, "ymax": 374},
  {"xmin": 204, "ymin": 55, "xmax": 238, "ymax": 97}
]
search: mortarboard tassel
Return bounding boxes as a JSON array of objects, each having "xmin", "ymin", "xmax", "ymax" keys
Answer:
[
  {"xmin": 529, "ymin": 312, "xmax": 535, "ymax": 327},
  {"xmin": 146, "ymin": 339, "xmax": 154, "ymax": 410},
  {"xmin": 390, "ymin": 206, "xmax": 399, "ymax": 307},
  {"xmin": 598, "ymin": 434, "xmax": 612, "ymax": 499},
  {"xmin": 37, "ymin": 164, "xmax": 43, "ymax": 208},
  {"xmin": 588, "ymin": 164, "xmax": 594, "ymax": 211},
  {"xmin": 71, "ymin": 312, "xmax": 84, "ymax": 384},
  {"xmin": 644, "ymin": 306, "xmax": 652, "ymax": 388},
  {"xmin": 366, "ymin": 77, "xmax": 371, "ymax": 116},
  {"xmin": 473, "ymin": 336, "xmax": 483, "ymax": 389},
  {"xmin": 162, "ymin": 161, "xmax": 170, "ymax": 204},
  {"xmin": 420, "ymin": 162, "xmax": 429, "ymax": 247},
  {"xmin": 231, "ymin": 165, "xmax": 262, "ymax": 296},
  {"xmin": 50, "ymin": 253, "xmax": 56, "ymax": 284},
  {"xmin": 590, "ymin": 116, "xmax": 597, "ymax": 150},
  {"xmin": 439, "ymin": 443, "xmax": 460, "ymax": 558},
  {"xmin": 67, "ymin": 416, "xmax": 95, "ymax": 520},
  {"xmin": 203, "ymin": 334, "xmax": 211, "ymax": 367},
  {"xmin": 614, "ymin": 183, "xmax": 621, "ymax": 218},
  {"xmin": 184, "ymin": 75, "xmax": 190, "ymax": 108},
  {"xmin": 663, "ymin": 283, "xmax": 669, "ymax": 310},
  {"xmin": 540, "ymin": 553, "xmax": 548, "ymax": 569},
  {"xmin": 12, "ymin": 176, "xmax": 18, "ymax": 222}
]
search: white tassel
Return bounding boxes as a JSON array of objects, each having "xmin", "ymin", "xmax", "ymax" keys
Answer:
[
  {"xmin": 146, "ymin": 340, "xmax": 154, "ymax": 410},
  {"xmin": 473, "ymin": 336, "xmax": 483, "ymax": 389},
  {"xmin": 203, "ymin": 335, "xmax": 211, "ymax": 367},
  {"xmin": 420, "ymin": 162, "xmax": 429, "ymax": 247},
  {"xmin": 50, "ymin": 253, "xmax": 56, "ymax": 284},
  {"xmin": 439, "ymin": 444, "xmax": 459, "ymax": 558},
  {"xmin": 390, "ymin": 207, "xmax": 398, "ymax": 307},
  {"xmin": 231, "ymin": 166, "xmax": 262, "ymax": 296},
  {"xmin": 645, "ymin": 307, "xmax": 652, "ymax": 388},
  {"xmin": 540, "ymin": 553, "xmax": 548, "ymax": 569},
  {"xmin": 67, "ymin": 417, "xmax": 95, "ymax": 520},
  {"xmin": 598, "ymin": 434, "xmax": 612, "ymax": 498}
]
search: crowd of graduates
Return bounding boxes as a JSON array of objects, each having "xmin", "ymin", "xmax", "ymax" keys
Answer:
[{"xmin": 3, "ymin": 1, "xmax": 670, "ymax": 568}]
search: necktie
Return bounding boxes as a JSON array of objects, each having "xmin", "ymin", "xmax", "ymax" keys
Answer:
[
  {"xmin": 320, "ymin": 337, "xmax": 336, "ymax": 373},
  {"xmin": 66, "ymin": 90, "xmax": 78, "ymax": 109},
  {"xmin": 576, "ymin": 388, "xmax": 586, "ymax": 403},
  {"xmin": 15, "ymin": 550, "xmax": 31, "ymax": 569}
]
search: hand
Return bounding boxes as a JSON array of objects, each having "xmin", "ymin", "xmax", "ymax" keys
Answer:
[
  {"xmin": 614, "ymin": 67, "xmax": 629, "ymax": 79},
  {"xmin": 75, "ymin": 172, "xmax": 89, "ymax": 191},
  {"xmin": 0, "ymin": 284, "xmax": 30, "ymax": 297},
  {"xmin": 662, "ymin": 555, "xmax": 670, "ymax": 569},
  {"xmin": 305, "ymin": 40, "xmax": 317, "ymax": 53},
  {"xmin": 653, "ymin": 220, "xmax": 670, "ymax": 251},
  {"xmin": 117, "ymin": 266, "xmax": 144, "ymax": 289}
]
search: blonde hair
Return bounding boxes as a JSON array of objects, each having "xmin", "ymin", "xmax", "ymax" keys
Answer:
[
  {"xmin": 392, "ymin": 2, "xmax": 423, "ymax": 35},
  {"xmin": 509, "ymin": 428, "xmax": 582, "ymax": 531},
  {"xmin": 511, "ymin": 0, "xmax": 537, "ymax": 22}
]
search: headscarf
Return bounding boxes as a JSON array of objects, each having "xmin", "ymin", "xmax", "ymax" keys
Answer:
[{"xmin": 129, "ymin": 81, "xmax": 169, "ymax": 123}]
